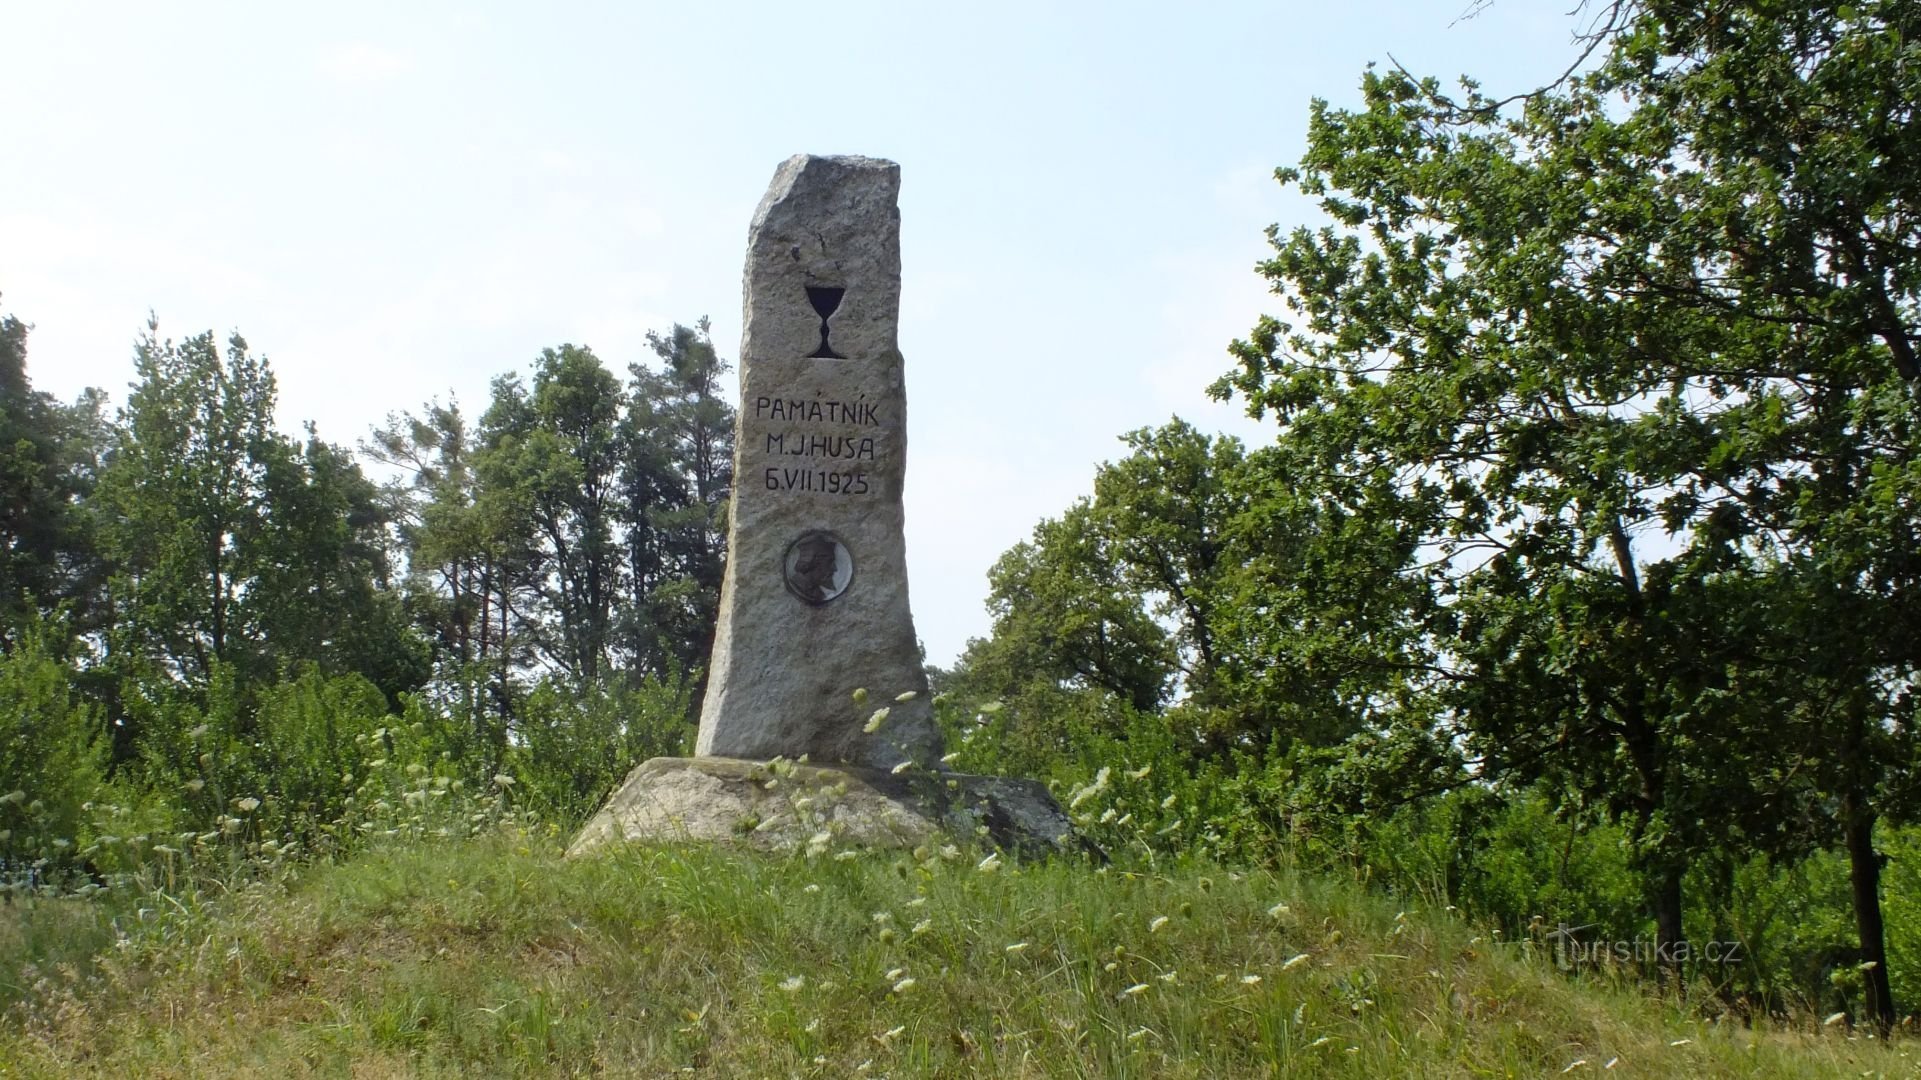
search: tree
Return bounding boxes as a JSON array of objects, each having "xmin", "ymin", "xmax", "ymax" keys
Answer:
[
  {"xmin": 366, "ymin": 399, "xmax": 524, "ymax": 761},
  {"xmin": 0, "ymin": 307, "xmax": 106, "ymax": 633},
  {"xmin": 98, "ymin": 320, "xmax": 425, "ymax": 732},
  {"xmin": 1092, "ymin": 422, "xmax": 1241, "ymax": 711},
  {"xmin": 251, "ymin": 427, "xmax": 428, "ymax": 700},
  {"xmin": 476, "ymin": 347, "xmax": 626, "ymax": 683},
  {"xmin": 958, "ymin": 418, "xmax": 1414, "ymax": 757},
  {"xmin": 372, "ymin": 326, "xmax": 734, "ymax": 773},
  {"xmin": 961, "ymin": 499, "xmax": 1176, "ymax": 716},
  {"xmin": 1591, "ymin": 0, "xmax": 1921, "ymax": 1026},
  {"xmin": 1214, "ymin": 3, "xmax": 1921, "ymax": 1008},
  {"xmin": 98, "ymin": 322, "xmax": 280, "ymax": 687},
  {"xmin": 621, "ymin": 321, "xmax": 734, "ymax": 683}
]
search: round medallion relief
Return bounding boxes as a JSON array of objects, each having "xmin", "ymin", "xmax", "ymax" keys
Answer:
[{"xmin": 783, "ymin": 530, "xmax": 853, "ymax": 605}]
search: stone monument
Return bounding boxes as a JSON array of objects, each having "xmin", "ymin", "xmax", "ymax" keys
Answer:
[
  {"xmin": 569, "ymin": 155, "xmax": 1082, "ymax": 859},
  {"xmin": 694, "ymin": 154, "xmax": 940, "ymax": 771}
]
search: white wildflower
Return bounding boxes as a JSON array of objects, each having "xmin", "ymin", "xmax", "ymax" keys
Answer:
[
  {"xmin": 1149, "ymin": 915, "xmax": 1170, "ymax": 933},
  {"xmin": 862, "ymin": 707, "xmax": 891, "ymax": 733},
  {"xmin": 1282, "ymin": 953, "xmax": 1311, "ymax": 971},
  {"xmin": 894, "ymin": 690, "xmax": 918, "ymax": 702},
  {"xmin": 1119, "ymin": 983, "xmax": 1149, "ymax": 998},
  {"xmin": 1068, "ymin": 767, "xmax": 1112, "ymax": 810}
]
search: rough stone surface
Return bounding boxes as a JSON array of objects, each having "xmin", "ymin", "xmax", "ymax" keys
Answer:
[
  {"xmin": 570, "ymin": 155, "xmax": 1088, "ymax": 864},
  {"xmin": 566, "ymin": 756, "xmax": 1091, "ymax": 860},
  {"xmin": 694, "ymin": 154, "xmax": 940, "ymax": 770}
]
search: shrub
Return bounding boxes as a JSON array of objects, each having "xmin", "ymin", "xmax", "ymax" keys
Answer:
[{"xmin": 0, "ymin": 613, "xmax": 107, "ymax": 890}]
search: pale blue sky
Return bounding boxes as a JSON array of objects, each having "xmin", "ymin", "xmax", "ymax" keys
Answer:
[{"xmin": 3, "ymin": 1, "xmax": 1582, "ymax": 664}]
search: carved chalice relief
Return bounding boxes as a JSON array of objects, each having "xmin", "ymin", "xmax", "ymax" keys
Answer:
[
  {"xmin": 783, "ymin": 530, "xmax": 853, "ymax": 605},
  {"xmin": 806, "ymin": 286, "xmax": 847, "ymax": 359}
]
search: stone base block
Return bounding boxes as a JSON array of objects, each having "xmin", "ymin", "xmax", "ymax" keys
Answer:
[{"xmin": 566, "ymin": 756, "xmax": 1092, "ymax": 860}]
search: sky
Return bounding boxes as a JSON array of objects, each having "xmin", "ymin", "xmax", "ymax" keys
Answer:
[{"xmin": 2, "ymin": 1, "xmax": 1584, "ymax": 665}]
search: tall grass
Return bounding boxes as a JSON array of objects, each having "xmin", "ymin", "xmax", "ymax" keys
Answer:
[{"xmin": 3, "ymin": 823, "xmax": 1914, "ymax": 1077}]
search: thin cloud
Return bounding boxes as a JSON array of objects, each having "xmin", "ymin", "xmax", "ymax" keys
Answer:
[{"xmin": 316, "ymin": 42, "xmax": 415, "ymax": 85}]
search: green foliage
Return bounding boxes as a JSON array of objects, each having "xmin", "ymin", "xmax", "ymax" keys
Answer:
[
  {"xmin": 123, "ymin": 660, "xmax": 251, "ymax": 830},
  {"xmin": 97, "ymin": 320, "xmax": 425, "ymax": 714},
  {"xmin": 0, "ymin": 614, "xmax": 105, "ymax": 885},
  {"xmin": 504, "ymin": 673, "xmax": 694, "ymax": 825},
  {"xmin": 368, "ymin": 324, "xmax": 734, "ymax": 766},
  {"xmin": 624, "ymin": 320, "xmax": 734, "ymax": 681},
  {"xmin": 477, "ymin": 346, "xmax": 627, "ymax": 682},
  {"xmin": 960, "ymin": 504, "xmax": 1175, "ymax": 715},
  {"xmin": 96, "ymin": 322, "xmax": 278, "ymax": 684},
  {"xmin": 956, "ymin": 419, "xmax": 1416, "ymax": 756},
  {"xmin": 1187, "ymin": 0, "xmax": 1921, "ymax": 1018},
  {"xmin": 251, "ymin": 668, "xmax": 399, "ymax": 830},
  {"xmin": 0, "ymin": 308, "xmax": 105, "ymax": 635}
]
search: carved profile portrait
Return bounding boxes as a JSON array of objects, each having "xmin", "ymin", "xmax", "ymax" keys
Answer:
[{"xmin": 783, "ymin": 530, "xmax": 853, "ymax": 605}]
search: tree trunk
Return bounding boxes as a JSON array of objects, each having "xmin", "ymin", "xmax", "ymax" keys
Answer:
[
  {"xmin": 1651, "ymin": 862, "xmax": 1686, "ymax": 995},
  {"xmin": 1843, "ymin": 795, "xmax": 1897, "ymax": 1036}
]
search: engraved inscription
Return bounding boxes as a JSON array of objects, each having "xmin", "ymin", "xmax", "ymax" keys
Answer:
[
  {"xmin": 751, "ymin": 395, "xmax": 882, "ymax": 497},
  {"xmin": 753, "ymin": 397, "xmax": 879, "ymax": 425},
  {"xmin": 763, "ymin": 466, "xmax": 871, "ymax": 494}
]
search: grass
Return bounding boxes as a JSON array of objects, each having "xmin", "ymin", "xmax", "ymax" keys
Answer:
[{"xmin": 0, "ymin": 827, "xmax": 1914, "ymax": 1078}]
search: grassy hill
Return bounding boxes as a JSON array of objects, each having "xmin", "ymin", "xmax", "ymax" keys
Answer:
[{"xmin": 0, "ymin": 828, "xmax": 1911, "ymax": 1078}]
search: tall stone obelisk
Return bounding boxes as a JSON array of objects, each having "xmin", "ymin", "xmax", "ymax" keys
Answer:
[
  {"xmin": 694, "ymin": 154, "xmax": 942, "ymax": 770},
  {"xmin": 567, "ymin": 157, "xmax": 1082, "ymax": 860}
]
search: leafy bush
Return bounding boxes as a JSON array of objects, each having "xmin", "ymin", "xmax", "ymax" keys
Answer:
[
  {"xmin": 0, "ymin": 614, "xmax": 107, "ymax": 889},
  {"xmin": 252, "ymin": 667, "xmax": 394, "ymax": 831},
  {"xmin": 504, "ymin": 672, "xmax": 693, "ymax": 825}
]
